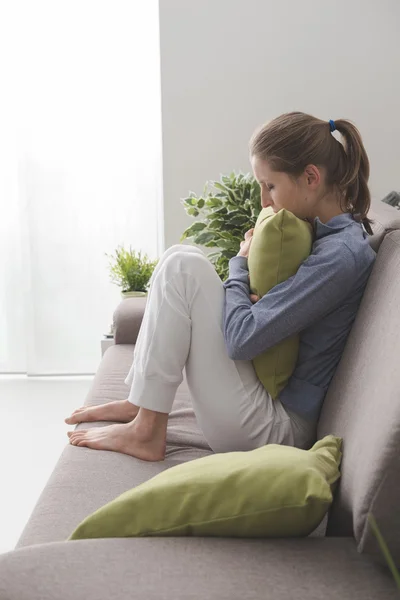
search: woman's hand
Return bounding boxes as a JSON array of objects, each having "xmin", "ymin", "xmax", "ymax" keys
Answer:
[
  {"xmin": 239, "ymin": 230, "xmax": 259, "ymax": 303},
  {"xmin": 248, "ymin": 274, "xmax": 260, "ymax": 304},
  {"xmin": 237, "ymin": 228, "xmax": 254, "ymax": 258}
]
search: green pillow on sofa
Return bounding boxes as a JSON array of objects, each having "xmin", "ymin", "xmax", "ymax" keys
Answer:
[
  {"xmin": 69, "ymin": 435, "xmax": 341, "ymax": 540},
  {"xmin": 248, "ymin": 207, "xmax": 313, "ymax": 398}
]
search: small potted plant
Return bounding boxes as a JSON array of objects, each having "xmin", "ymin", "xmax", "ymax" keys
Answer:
[{"xmin": 107, "ymin": 246, "xmax": 158, "ymax": 299}]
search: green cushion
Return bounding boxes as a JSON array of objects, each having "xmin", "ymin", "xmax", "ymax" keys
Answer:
[
  {"xmin": 248, "ymin": 207, "xmax": 313, "ymax": 398},
  {"xmin": 69, "ymin": 435, "xmax": 341, "ymax": 540}
]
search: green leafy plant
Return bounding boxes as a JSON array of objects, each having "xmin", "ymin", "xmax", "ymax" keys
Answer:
[
  {"xmin": 107, "ymin": 246, "xmax": 158, "ymax": 293},
  {"xmin": 180, "ymin": 172, "xmax": 261, "ymax": 280},
  {"xmin": 368, "ymin": 514, "xmax": 400, "ymax": 592}
]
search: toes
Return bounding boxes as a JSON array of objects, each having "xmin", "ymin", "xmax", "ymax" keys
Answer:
[
  {"xmin": 65, "ymin": 410, "xmax": 88, "ymax": 425},
  {"xmin": 65, "ymin": 408, "xmax": 87, "ymax": 424},
  {"xmin": 65, "ymin": 416, "xmax": 78, "ymax": 425},
  {"xmin": 77, "ymin": 439, "xmax": 89, "ymax": 447},
  {"xmin": 77, "ymin": 437, "xmax": 103, "ymax": 450},
  {"xmin": 67, "ymin": 429, "xmax": 86, "ymax": 437},
  {"xmin": 76, "ymin": 434, "xmax": 100, "ymax": 448},
  {"xmin": 68, "ymin": 430, "xmax": 88, "ymax": 445},
  {"xmin": 70, "ymin": 436, "xmax": 85, "ymax": 446},
  {"xmin": 72, "ymin": 430, "xmax": 88, "ymax": 438}
]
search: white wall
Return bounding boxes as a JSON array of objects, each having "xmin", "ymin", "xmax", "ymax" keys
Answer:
[{"xmin": 159, "ymin": 0, "xmax": 400, "ymax": 248}]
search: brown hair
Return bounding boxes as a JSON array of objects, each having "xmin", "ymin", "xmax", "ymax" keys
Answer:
[{"xmin": 249, "ymin": 112, "xmax": 373, "ymax": 234}]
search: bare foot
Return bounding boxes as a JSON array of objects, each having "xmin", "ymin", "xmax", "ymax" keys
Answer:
[
  {"xmin": 67, "ymin": 412, "xmax": 167, "ymax": 461},
  {"xmin": 65, "ymin": 399, "xmax": 138, "ymax": 425}
]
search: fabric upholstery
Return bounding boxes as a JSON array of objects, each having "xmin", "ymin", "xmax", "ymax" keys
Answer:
[
  {"xmin": 1, "ymin": 538, "xmax": 396, "ymax": 600},
  {"xmin": 319, "ymin": 231, "xmax": 400, "ymax": 566},
  {"xmin": 113, "ymin": 296, "xmax": 147, "ymax": 345},
  {"xmin": 368, "ymin": 197, "xmax": 400, "ymax": 251},
  {"xmin": 16, "ymin": 345, "xmax": 212, "ymax": 548}
]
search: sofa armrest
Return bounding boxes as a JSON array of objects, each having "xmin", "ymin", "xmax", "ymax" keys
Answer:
[{"xmin": 113, "ymin": 297, "xmax": 147, "ymax": 345}]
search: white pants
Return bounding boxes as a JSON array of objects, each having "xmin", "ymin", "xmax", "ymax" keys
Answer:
[{"xmin": 125, "ymin": 245, "xmax": 315, "ymax": 453}]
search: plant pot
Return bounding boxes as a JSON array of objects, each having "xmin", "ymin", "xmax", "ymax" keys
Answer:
[{"xmin": 121, "ymin": 291, "xmax": 147, "ymax": 299}]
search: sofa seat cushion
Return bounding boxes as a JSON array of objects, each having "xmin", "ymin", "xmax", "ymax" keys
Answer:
[
  {"xmin": 1, "ymin": 537, "xmax": 396, "ymax": 600},
  {"xmin": 16, "ymin": 345, "xmax": 212, "ymax": 548}
]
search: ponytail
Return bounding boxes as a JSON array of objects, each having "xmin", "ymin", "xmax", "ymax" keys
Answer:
[{"xmin": 333, "ymin": 120, "xmax": 372, "ymax": 234}]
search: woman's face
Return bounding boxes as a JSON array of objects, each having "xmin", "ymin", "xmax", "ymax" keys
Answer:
[{"xmin": 251, "ymin": 155, "xmax": 313, "ymax": 220}]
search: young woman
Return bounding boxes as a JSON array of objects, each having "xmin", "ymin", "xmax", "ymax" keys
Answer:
[{"xmin": 66, "ymin": 112, "xmax": 376, "ymax": 460}]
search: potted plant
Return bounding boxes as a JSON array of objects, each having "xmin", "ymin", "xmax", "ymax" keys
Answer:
[
  {"xmin": 180, "ymin": 172, "xmax": 261, "ymax": 281},
  {"xmin": 107, "ymin": 246, "xmax": 158, "ymax": 299}
]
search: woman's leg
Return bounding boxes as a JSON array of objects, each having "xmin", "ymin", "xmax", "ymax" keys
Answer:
[
  {"xmin": 65, "ymin": 245, "xmax": 200, "ymax": 425},
  {"xmin": 124, "ymin": 244, "xmax": 204, "ymax": 390},
  {"xmin": 68, "ymin": 246, "xmax": 295, "ymax": 458}
]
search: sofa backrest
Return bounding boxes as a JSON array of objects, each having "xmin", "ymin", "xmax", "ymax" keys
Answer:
[
  {"xmin": 318, "ymin": 215, "xmax": 400, "ymax": 566},
  {"xmin": 368, "ymin": 197, "xmax": 400, "ymax": 251}
]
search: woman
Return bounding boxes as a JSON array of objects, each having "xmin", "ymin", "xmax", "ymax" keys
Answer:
[{"xmin": 66, "ymin": 112, "xmax": 376, "ymax": 460}]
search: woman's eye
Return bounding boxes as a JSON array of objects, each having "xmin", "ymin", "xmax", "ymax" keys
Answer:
[{"xmin": 267, "ymin": 185, "xmax": 274, "ymax": 191}]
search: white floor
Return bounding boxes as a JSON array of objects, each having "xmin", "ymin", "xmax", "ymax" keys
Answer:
[{"xmin": 0, "ymin": 375, "xmax": 93, "ymax": 554}]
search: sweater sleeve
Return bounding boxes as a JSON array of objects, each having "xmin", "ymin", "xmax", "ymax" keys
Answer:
[{"xmin": 223, "ymin": 243, "xmax": 357, "ymax": 361}]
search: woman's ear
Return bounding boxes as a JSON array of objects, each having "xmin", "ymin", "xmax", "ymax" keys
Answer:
[{"xmin": 304, "ymin": 164, "xmax": 321, "ymax": 188}]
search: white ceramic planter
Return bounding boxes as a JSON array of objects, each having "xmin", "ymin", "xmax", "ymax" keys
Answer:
[{"xmin": 121, "ymin": 291, "xmax": 147, "ymax": 299}]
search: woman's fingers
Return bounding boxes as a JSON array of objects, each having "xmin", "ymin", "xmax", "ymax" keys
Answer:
[
  {"xmin": 250, "ymin": 294, "xmax": 260, "ymax": 304},
  {"xmin": 238, "ymin": 229, "xmax": 254, "ymax": 258}
]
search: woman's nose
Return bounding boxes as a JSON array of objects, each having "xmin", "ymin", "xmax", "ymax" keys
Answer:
[{"xmin": 261, "ymin": 191, "xmax": 272, "ymax": 209}]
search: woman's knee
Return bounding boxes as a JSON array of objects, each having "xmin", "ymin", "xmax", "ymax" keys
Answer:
[
  {"xmin": 162, "ymin": 250, "xmax": 217, "ymax": 283},
  {"xmin": 163, "ymin": 244, "xmax": 204, "ymax": 259},
  {"xmin": 150, "ymin": 245, "xmax": 204, "ymax": 286}
]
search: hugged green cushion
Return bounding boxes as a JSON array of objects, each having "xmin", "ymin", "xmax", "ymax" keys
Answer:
[
  {"xmin": 248, "ymin": 207, "xmax": 313, "ymax": 398},
  {"xmin": 69, "ymin": 435, "xmax": 341, "ymax": 540}
]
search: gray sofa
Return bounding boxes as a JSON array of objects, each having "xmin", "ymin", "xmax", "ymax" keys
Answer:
[{"xmin": 1, "ymin": 199, "xmax": 400, "ymax": 600}]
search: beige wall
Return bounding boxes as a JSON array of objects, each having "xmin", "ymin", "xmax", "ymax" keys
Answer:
[{"xmin": 159, "ymin": 0, "xmax": 400, "ymax": 248}]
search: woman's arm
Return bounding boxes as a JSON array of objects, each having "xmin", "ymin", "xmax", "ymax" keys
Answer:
[{"xmin": 223, "ymin": 241, "xmax": 357, "ymax": 361}]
